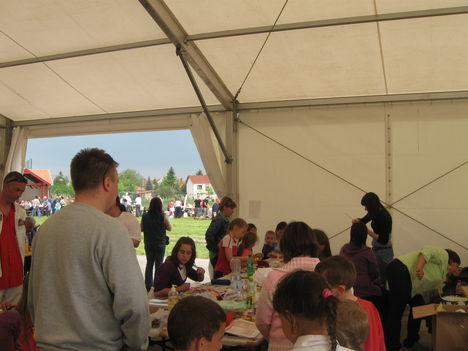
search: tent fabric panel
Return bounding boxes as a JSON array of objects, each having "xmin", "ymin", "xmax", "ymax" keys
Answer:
[
  {"xmin": 237, "ymin": 103, "xmax": 468, "ymax": 263},
  {"xmin": 0, "ymin": 63, "xmax": 103, "ymax": 120},
  {"xmin": 166, "ymin": 0, "xmax": 375, "ymax": 34},
  {"xmin": 0, "ymin": 0, "xmax": 165, "ymax": 60},
  {"xmin": 237, "ymin": 111, "xmax": 381, "ymax": 256},
  {"xmin": 0, "ymin": 45, "xmax": 219, "ymax": 121},
  {"xmin": 0, "ymin": 80, "xmax": 50, "ymax": 120},
  {"xmin": 381, "ymin": 14, "xmax": 468, "ymax": 93},
  {"xmin": 390, "ymin": 99, "xmax": 468, "ymax": 200},
  {"xmin": 197, "ymin": 24, "xmax": 386, "ymax": 102},
  {"xmin": 375, "ymin": 0, "xmax": 468, "ymax": 13},
  {"xmin": 46, "ymin": 45, "xmax": 219, "ymax": 112},
  {"xmin": 237, "ymin": 106, "xmax": 387, "ymax": 256},
  {"xmin": 190, "ymin": 113, "xmax": 227, "ymax": 197},
  {"xmin": 5, "ymin": 127, "xmax": 28, "ymax": 175},
  {"xmin": 25, "ymin": 114, "xmax": 191, "ymax": 139},
  {"xmin": 0, "ymin": 32, "xmax": 34, "ymax": 63}
]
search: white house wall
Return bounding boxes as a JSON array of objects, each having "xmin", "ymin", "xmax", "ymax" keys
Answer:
[{"xmin": 237, "ymin": 100, "xmax": 468, "ymax": 263}]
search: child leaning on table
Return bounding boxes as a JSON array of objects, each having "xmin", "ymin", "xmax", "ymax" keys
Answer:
[
  {"xmin": 168, "ymin": 296, "xmax": 226, "ymax": 351},
  {"xmin": 153, "ymin": 237, "xmax": 205, "ymax": 296},
  {"xmin": 315, "ymin": 256, "xmax": 385, "ymax": 351},
  {"xmin": 272, "ymin": 270, "xmax": 353, "ymax": 351}
]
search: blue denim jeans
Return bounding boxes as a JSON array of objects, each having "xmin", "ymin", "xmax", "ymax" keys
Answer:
[
  {"xmin": 374, "ymin": 246, "xmax": 394, "ymax": 284},
  {"xmin": 144, "ymin": 244, "xmax": 166, "ymax": 291}
]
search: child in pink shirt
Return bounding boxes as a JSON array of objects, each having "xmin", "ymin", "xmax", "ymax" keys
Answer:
[{"xmin": 256, "ymin": 221, "xmax": 322, "ymax": 351}]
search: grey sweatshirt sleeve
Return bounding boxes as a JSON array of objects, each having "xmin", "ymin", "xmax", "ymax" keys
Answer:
[{"xmin": 101, "ymin": 227, "xmax": 150, "ymax": 351}]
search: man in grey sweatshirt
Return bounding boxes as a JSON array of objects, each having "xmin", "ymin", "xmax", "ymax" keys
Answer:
[{"xmin": 28, "ymin": 148, "xmax": 150, "ymax": 351}]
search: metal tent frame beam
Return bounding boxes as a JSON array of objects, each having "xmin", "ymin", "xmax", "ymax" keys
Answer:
[
  {"xmin": 1, "ymin": 6, "xmax": 467, "ymax": 69},
  {"xmin": 138, "ymin": 0, "xmax": 234, "ymax": 111},
  {"xmin": 12, "ymin": 90, "xmax": 468, "ymax": 127}
]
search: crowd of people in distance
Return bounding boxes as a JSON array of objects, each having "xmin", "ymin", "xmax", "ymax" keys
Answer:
[
  {"xmin": 19, "ymin": 195, "xmax": 68, "ymax": 217},
  {"xmin": 0, "ymin": 148, "xmax": 466, "ymax": 351}
]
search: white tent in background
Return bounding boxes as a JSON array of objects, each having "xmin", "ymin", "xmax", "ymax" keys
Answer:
[{"xmin": 0, "ymin": 1, "xmax": 467, "ymax": 261}]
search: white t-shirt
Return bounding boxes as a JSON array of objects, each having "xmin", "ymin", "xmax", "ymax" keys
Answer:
[
  {"xmin": 291, "ymin": 335, "xmax": 353, "ymax": 351},
  {"xmin": 135, "ymin": 197, "xmax": 142, "ymax": 206},
  {"xmin": 118, "ymin": 212, "xmax": 141, "ymax": 242}
]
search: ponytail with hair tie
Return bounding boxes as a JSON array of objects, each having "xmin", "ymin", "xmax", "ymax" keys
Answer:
[
  {"xmin": 325, "ymin": 295, "xmax": 339, "ymax": 351},
  {"xmin": 322, "ymin": 289, "xmax": 333, "ymax": 299}
]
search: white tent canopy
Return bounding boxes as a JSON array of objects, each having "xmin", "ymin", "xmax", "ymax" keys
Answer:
[{"xmin": 1, "ymin": 0, "xmax": 467, "ymax": 261}]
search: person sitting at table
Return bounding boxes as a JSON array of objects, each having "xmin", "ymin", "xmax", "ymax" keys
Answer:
[
  {"xmin": 262, "ymin": 230, "xmax": 279, "ymax": 258},
  {"xmin": 214, "ymin": 218, "xmax": 248, "ymax": 279},
  {"xmin": 256, "ymin": 221, "xmax": 322, "ymax": 351},
  {"xmin": 238, "ymin": 231, "xmax": 263, "ymax": 258},
  {"xmin": 153, "ymin": 237, "xmax": 205, "ymax": 296},
  {"xmin": 272, "ymin": 270, "xmax": 353, "ymax": 351},
  {"xmin": 168, "ymin": 295, "xmax": 226, "ymax": 351}
]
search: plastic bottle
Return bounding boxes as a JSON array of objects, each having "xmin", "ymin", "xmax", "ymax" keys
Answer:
[
  {"xmin": 168, "ymin": 285, "xmax": 179, "ymax": 311},
  {"xmin": 247, "ymin": 255, "xmax": 254, "ymax": 279},
  {"xmin": 246, "ymin": 277, "xmax": 256, "ymax": 310},
  {"xmin": 230, "ymin": 257, "xmax": 241, "ymax": 293}
]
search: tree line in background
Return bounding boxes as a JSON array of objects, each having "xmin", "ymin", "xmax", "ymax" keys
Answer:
[{"xmin": 49, "ymin": 167, "xmax": 204, "ymax": 199}]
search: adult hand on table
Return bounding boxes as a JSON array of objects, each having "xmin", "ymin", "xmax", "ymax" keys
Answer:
[{"xmin": 178, "ymin": 283, "xmax": 191, "ymax": 292}]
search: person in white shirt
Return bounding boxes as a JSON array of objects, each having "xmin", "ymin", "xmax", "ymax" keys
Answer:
[
  {"xmin": 108, "ymin": 197, "xmax": 141, "ymax": 248},
  {"xmin": 134, "ymin": 194, "xmax": 142, "ymax": 217}
]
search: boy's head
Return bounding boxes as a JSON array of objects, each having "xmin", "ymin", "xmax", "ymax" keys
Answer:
[
  {"xmin": 229, "ymin": 218, "xmax": 248, "ymax": 239},
  {"xmin": 168, "ymin": 296, "xmax": 226, "ymax": 351},
  {"xmin": 446, "ymin": 249, "xmax": 461, "ymax": 276},
  {"xmin": 265, "ymin": 230, "xmax": 276, "ymax": 245},
  {"xmin": 247, "ymin": 223, "xmax": 257, "ymax": 234},
  {"xmin": 315, "ymin": 255, "xmax": 356, "ymax": 300},
  {"xmin": 219, "ymin": 196, "xmax": 236, "ymax": 217},
  {"xmin": 336, "ymin": 300, "xmax": 369, "ymax": 351}
]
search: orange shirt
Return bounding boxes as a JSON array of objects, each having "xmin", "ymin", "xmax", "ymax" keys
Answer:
[{"xmin": 357, "ymin": 298, "xmax": 386, "ymax": 351}]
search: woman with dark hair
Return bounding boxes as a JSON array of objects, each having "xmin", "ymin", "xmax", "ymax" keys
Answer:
[
  {"xmin": 340, "ymin": 222, "xmax": 382, "ymax": 313},
  {"xmin": 256, "ymin": 221, "xmax": 322, "ymax": 351},
  {"xmin": 353, "ymin": 192, "xmax": 393, "ymax": 283},
  {"xmin": 313, "ymin": 229, "xmax": 332, "ymax": 260},
  {"xmin": 153, "ymin": 237, "xmax": 205, "ymax": 296},
  {"xmin": 141, "ymin": 197, "xmax": 172, "ymax": 291},
  {"xmin": 205, "ymin": 196, "xmax": 237, "ymax": 272}
]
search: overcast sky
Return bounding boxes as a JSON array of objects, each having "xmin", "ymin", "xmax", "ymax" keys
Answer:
[{"xmin": 26, "ymin": 130, "xmax": 205, "ymax": 180}]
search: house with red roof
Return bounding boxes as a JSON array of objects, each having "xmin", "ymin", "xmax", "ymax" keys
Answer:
[
  {"xmin": 185, "ymin": 175, "xmax": 216, "ymax": 199},
  {"xmin": 22, "ymin": 168, "xmax": 53, "ymax": 200}
]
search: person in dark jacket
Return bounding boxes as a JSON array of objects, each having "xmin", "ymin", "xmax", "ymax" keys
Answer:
[
  {"xmin": 205, "ymin": 196, "xmax": 236, "ymax": 273},
  {"xmin": 353, "ymin": 192, "xmax": 393, "ymax": 283},
  {"xmin": 340, "ymin": 221, "xmax": 383, "ymax": 319},
  {"xmin": 141, "ymin": 197, "xmax": 172, "ymax": 291},
  {"xmin": 153, "ymin": 237, "xmax": 204, "ymax": 296}
]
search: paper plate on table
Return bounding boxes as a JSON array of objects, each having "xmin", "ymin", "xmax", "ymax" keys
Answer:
[{"xmin": 441, "ymin": 295, "xmax": 468, "ymax": 305}]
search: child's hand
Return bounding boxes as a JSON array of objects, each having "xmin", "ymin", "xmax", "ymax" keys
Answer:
[{"xmin": 197, "ymin": 267, "xmax": 205, "ymax": 276}]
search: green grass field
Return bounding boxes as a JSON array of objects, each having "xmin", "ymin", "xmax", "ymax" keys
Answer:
[{"xmin": 34, "ymin": 215, "xmax": 211, "ymax": 259}]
